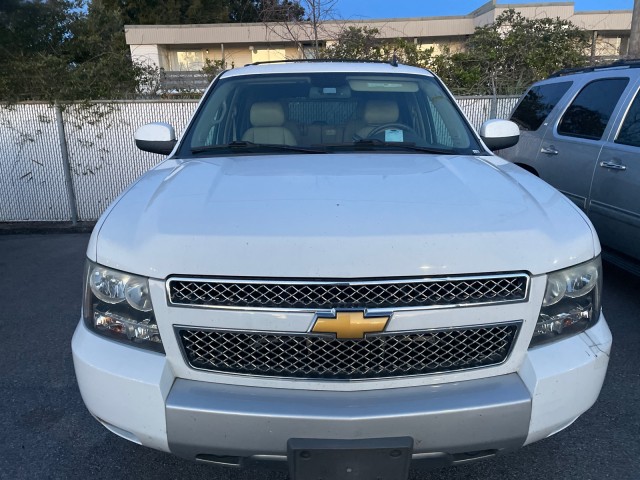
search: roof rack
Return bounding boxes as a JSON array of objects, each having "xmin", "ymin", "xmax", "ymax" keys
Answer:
[
  {"xmin": 245, "ymin": 58, "xmax": 400, "ymax": 67},
  {"xmin": 549, "ymin": 59, "xmax": 640, "ymax": 78}
]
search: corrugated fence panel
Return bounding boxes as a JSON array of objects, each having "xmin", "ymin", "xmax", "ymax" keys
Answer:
[
  {"xmin": 495, "ymin": 97, "xmax": 520, "ymax": 121},
  {"xmin": 0, "ymin": 104, "xmax": 72, "ymax": 221},
  {"xmin": 0, "ymin": 96, "xmax": 519, "ymax": 222},
  {"xmin": 456, "ymin": 96, "xmax": 519, "ymax": 130},
  {"xmin": 62, "ymin": 101, "xmax": 198, "ymax": 220}
]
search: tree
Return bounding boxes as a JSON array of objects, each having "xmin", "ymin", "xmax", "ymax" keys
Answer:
[
  {"xmin": 320, "ymin": 26, "xmax": 433, "ymax": 67},
  {"xmin": 99, "ymin": 0, "xmax": 230, "ymax": 25},
  {"xmin": 321, "ymin": 26, "xmax": 383, "ymax": 61},
  {"xmin": 1, "ymin": 0, "xmax": 313, "ymax": 102},
  {"xmin": 433, "ymin": 9, "xmax": 590, "ymax": 95},
  {"xmin": 0, "ymin": 0, "xmax": 159, "ymax": 102},
  {"xmin": 66, "ymin": 0, "xmax": 160, "ymax": 98},
  {"xmin": 429, "ymin": 48, "xmax": 485, "ymax": 96},
  {"xmin": 303, "ymin": 0, "xmax": 336, "ymax": 55},
  {"xmin": 260, "ymin": 0, "xmax": 306, "ymax": 22},
  {"xmin": 260, "ymin": 0, "xmax": 333, "ymax": 58},
  {"xmin": 228, "ymin": 0, "xmax": 261, "ymax": 22},
  {"xmin": 0, "ymin": 0, "xmax": 79, "ymax": 101}
]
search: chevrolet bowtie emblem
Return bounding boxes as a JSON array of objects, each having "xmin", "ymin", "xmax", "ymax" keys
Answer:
[{"xmin": 311, "ymin": 311, "xmax": 390, "ymax": 339}]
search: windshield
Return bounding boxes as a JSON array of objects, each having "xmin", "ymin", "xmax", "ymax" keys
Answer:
[{"xmin": 180, "ymin": 72, "xmax": 484, "ymax": 156}]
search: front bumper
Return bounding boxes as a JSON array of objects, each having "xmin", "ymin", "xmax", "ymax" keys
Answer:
[
  {"xmin": 72, "ymin": 314, "xmax": 612, "ymax": 467},
  {"xmin": 166, "ymin": 373, "xmax": 530, "ymax": 464}
]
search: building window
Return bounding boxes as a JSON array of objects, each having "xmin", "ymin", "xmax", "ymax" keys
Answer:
[
  {"xmin": 251, "ymin": 48, "xmax": 286, "ymax": 63},
  {"xmin": 176, "ymin": 51, "xmax": 205, "ymax": 71},
  {"xmin": 302, "ymin": 45, "xmax": 321, "ymax": 59}
]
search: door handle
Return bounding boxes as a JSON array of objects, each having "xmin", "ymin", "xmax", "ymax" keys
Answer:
[
  {"xmin": 540, "ymin": 146, "xmax": 559, "ymax": 155},
  {"xmin": 600, "ymin": 161, "xmax": 627, "ymax": 171}
]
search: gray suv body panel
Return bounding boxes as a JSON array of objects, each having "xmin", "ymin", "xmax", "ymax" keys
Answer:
[{"xmin": 500, "ymin": 66, "xmax": 640, "ymax": 265}]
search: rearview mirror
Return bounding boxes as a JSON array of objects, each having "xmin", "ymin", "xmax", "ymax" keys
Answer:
[
  {"xmin": 134, "ymin": 123, "xmax": 177, "ymax": 155},
  {"xmin": 479, "ymin": 119, "xmax": 520, "ymax": 151}
]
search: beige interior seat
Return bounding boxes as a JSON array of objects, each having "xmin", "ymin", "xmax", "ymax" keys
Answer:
[
  {"xmin": 343, "ymin": 100, "xmax": 400, "ymax": 141},
  {"xmin": 242, "ymin": 102, "xmax": 297, "ymax": 145}
]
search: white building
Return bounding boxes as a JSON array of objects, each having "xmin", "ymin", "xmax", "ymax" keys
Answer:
[{"xmin": 125, "ymin": 0, "xmax": 632, "ymax": 88}]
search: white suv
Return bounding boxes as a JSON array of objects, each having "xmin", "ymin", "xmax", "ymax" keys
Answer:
[{"xmin": 72, "ymin": 61, "xmax": 611, "ymax": 479}]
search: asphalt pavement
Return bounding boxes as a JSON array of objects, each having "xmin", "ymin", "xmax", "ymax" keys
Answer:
[{"xmin": 0, "ymin": 233, "xmax": 638, "ymax": 479}]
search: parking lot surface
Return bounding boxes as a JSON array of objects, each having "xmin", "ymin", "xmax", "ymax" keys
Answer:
[{"xmin": 0, "ymin": 233, "xmax": 638, "ymax": 479}]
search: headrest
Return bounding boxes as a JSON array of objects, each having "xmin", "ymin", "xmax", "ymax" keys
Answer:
[
  {"xmin": 364, "ymin": 100, "xmax": 399, "ymax": 124},
  {"xmin": 250, "ymin": 102, "xmax": 285, "ymax": 127}
]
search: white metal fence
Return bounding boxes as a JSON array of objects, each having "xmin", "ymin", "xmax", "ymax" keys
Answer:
[{"xmin": 0, "ymin": 96, "xmax": 519, "ymax": 222}]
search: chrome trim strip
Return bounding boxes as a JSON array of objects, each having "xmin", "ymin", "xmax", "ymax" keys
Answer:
[
  {"xmin": 611, "ymin": 79, "xmax": 640, "ymax": 143},
  {"xmin": 165, "ymin": 273, "xmax": 531, "ymax": 312},
  {"xmin": 560, "ymin": 190, "xmax": 587, "ymax": 211},
  {"xmin": 173, "ymin": 321, "xmax": 523, "ymax": 382},
  {"xmin": 589, "ymin": 200, "xmax": 640, "ymax": 229}
]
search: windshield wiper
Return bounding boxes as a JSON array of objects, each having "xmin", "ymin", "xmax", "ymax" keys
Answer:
[
  {"xmin": 351, "ymin": 138, "xmax": 457, "ymax": 155},
  {"xmin": 191, "ymin": 141, "xmax": 326, "ymax": 154}
]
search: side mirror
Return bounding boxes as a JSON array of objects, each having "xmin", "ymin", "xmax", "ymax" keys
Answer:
[
  {"xmin": 479, "ymin": 119, "xmax": 520, "ymax": 151},
  {"xmin": 134, "ymin": 122, "xmax": 177, "ymax": 155}
]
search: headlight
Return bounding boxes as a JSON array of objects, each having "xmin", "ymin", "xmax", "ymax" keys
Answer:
[
  {"xmin": 530, "ymin": 256, "xmax": 602, "ymax": 348},
  {"xmin": 83, "ymin": 261, "xmax": 163, "ymax": 353}
]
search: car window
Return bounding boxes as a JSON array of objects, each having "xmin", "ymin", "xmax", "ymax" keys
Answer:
[
  {"xmin": 181, "ymin": 72, "xmax": 483, "ymax": 156},
  {"xmin": 558, "ymin": 78, "xmax": 629, "ymax": 140},
  {"xmin": 616, "ymin": 89, "xmax": 640, "ymax": 148},
  {"xmin": 510, "ymin": 81, "xmax": 572, "ymax": 131}
]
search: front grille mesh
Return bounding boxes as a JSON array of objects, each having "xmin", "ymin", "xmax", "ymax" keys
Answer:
[
  {"xmin": 178, "ymin": 324, "xmax": 519, "ymax": 379},
  {"xmin": 169, "ymin": 276, "xmax": 527, "ymax": 310}
]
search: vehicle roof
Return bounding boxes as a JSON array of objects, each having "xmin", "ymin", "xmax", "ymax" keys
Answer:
[
  {"xmin": 220, "ymin": 60, "xmax": 434, "ymax": 78},
  {"xmin": 548, "ymin": 59, "xmax": 640, "ymax": 79}
]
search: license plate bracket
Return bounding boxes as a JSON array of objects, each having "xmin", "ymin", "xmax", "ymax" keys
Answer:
[{"xmin": 287, "ymin": 437, "xmax": 413, "ymax": 480}]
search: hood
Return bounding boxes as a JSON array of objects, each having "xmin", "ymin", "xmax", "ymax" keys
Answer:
[{"xmin": 92, "ymin": 153, "xmax": 596, "ymax": 279}]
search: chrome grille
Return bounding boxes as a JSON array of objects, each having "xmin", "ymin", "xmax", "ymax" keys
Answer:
[
  {"xmin": 178, "ymin": 324, "xmax": 519, "ymax": 379},
  {"xmin": 168, "ymin": 275, "xmax": 528, "ymax": 310}
]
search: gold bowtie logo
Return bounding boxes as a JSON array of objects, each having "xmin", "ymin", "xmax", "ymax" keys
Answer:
[{"xmin": 312, "ymin": 311, "xmax": 390, "ymax": 339}]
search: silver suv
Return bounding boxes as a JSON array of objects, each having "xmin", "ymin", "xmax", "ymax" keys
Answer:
[{"xmin": 500, "ymin": 61, "xmax": 640, "ymax": 273}]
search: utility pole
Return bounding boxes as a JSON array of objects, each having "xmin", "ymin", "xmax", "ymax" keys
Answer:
[{"xmin": 629, "ymin": 0, "xmax": 640, "ymax": 58}]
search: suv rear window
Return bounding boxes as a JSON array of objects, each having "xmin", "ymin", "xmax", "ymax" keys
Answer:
[
  {"xmin": 558, "ymin": 78, "xmax": 629, "ymax": 140},
  {"xmin": 510, "ymin": 81, "xmax": 572, "ymax": 131}
]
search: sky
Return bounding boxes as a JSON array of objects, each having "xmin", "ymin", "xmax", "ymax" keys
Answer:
[{"xmin": 335, "ymin": 0, "xmax": 634, "ymax": 20}]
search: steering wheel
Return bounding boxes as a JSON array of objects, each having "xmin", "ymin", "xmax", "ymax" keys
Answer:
[{"xmin": 366, "ymin": 123, "xmax": 419, "ymax": 140}]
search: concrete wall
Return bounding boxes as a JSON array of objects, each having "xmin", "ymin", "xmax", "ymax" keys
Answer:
[{"xmin": 129, "ymin": 44, "xmax": 162, "ymax": 69}]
